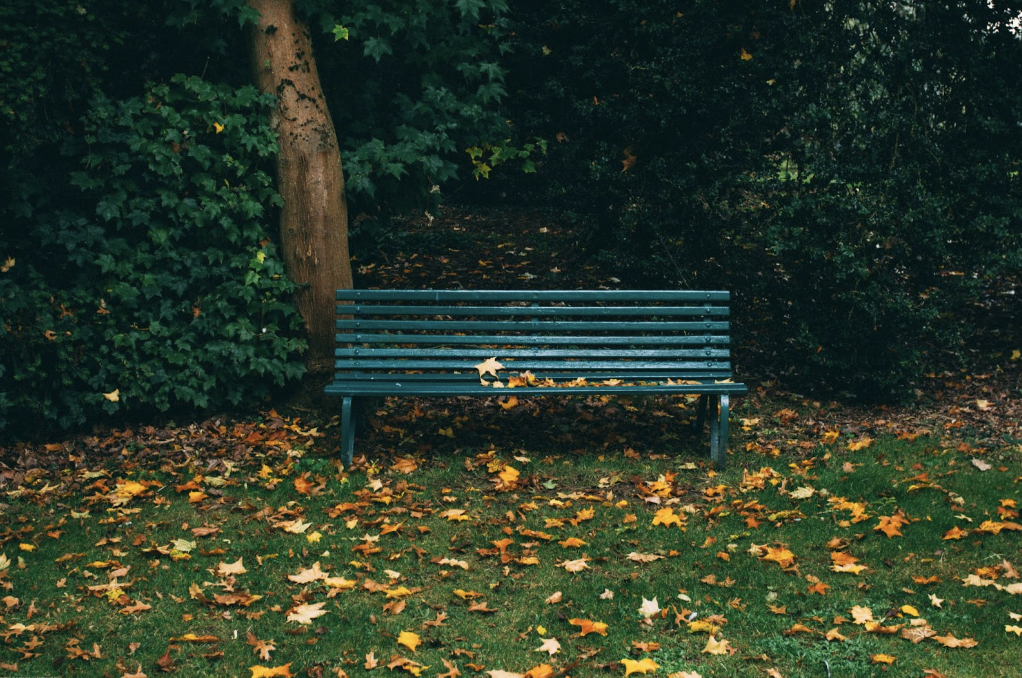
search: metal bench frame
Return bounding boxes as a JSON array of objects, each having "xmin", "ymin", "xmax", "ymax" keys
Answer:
[{"xmin": 325, "ymin": 290, "xmax": 747, "ymax": 468}]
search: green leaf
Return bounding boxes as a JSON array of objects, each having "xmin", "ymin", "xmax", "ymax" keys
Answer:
[{"xmin": 331, "ymin": 24, "xmax": 349, "ymax": 41}]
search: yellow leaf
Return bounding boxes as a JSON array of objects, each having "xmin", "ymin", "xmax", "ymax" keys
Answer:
[
  {"xmin": 306, "ymin": 531, "xmax": 322, "ymax": 544},
  {"xmin": 870, "ymin": 654, "xmax": 896, "ymax": 665},
  {"xmin": 474, "ymin": 357, "xmax": 504, "ymax": 381},
  {"xmin": 213, "ymin": 122, "xmax": 225, "ymax": 134},
  {"xmin": 620, "ymin": 658, "xmax": 659, "ymax": 676},
  {"xmin": 18, "ymin": 544, "xmax": 35, "ymax": 552},
  {"xmin": 250, "ymin": 664, "xmax": 295, "ymax": 678},
  {"xmin": 397, "ymin": 631, "xmax": 422, "ymax": 652},
  {"xmin": 103, "ymin": 389, "xmax": 120, "ymax": 402},
  {"xmin": 170, "ymin": 633, "xmax": 220, "ymax": 643},
  {"xmin": 1011, "ymin": 349, "xmax": 1020, "ymax": 361},
  {"xmin": 651, "ymin": 507, "xmax": 682, "ymax": 528},
  {"xmin": 701, "ymin": 636, "xmax": 728, "ymax": 655},
  {"xmin": 740, "ymin": 47, "xmax": 753, "ymax": 61},
  {"xmin": 900, "ymin": 605, "xmax": 920, "ymax": 617},
  {"xmin": 848, "ymin": 437, "xmax": 872, "ymax": 451},
  {"xmin": 0, "ymin": 256, "xmax": 14, "ymax": 273},
  {"xmin": 558, "ymin": 538, "xmax": 587, "ymax": 548},
  {"xmin": 1006, "ymin": 625, "xmax": 1022, "ymax": 636}
]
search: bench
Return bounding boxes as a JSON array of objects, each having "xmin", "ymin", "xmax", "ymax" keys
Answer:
[{"xmin": 325, "ymin": 290, "xmax": 747, "ymax": 468}]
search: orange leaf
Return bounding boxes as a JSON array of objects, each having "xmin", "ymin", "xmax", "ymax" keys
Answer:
[
  {"xmin": 250, "ymin": 664, "xmax": 295, "ymax": 678},
  {"xmin": 569, "ymin": 618, "xmax": 608, "ymax": 636}
]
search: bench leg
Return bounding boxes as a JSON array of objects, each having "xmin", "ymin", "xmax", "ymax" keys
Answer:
[
  {"xmin": 341, "ymin": 396, "xmax": 356, "ymax": 468},
  {"xmin": 708, "ymin": 395, "xmax": 720, "ymax": 464},
  {"xmin": 693, "ymin": 394, "xmax": 708, "ymax": 432},
  {"xmin": 711, "ymin": 394, "xmax": 730, "ymax": 470}
]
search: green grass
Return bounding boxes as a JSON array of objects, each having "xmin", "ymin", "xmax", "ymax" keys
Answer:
[{"xmin": 1, "ymin": 400, "xmax": 1021, "ymax": 678}]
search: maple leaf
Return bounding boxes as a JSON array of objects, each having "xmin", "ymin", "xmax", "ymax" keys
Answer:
[
  {"xmin": 870, "ymin": 654, "xmax": 896, "ymax": 665},
  {"xmin": 875, "ymin": 512, "xmax": 909, "ymax": 538},
  {"xmin": 651, "ymin": 507, "xmax": 682, "ymax": 528},
  {"xmin": 535, "ymin": 638, "xmax": 561, "ymax": 656},
  {"xmin": 286, "ymin": 602, "xmax": 328, "ymax": 625},
  {"xmin": 933, "ymin": 633, "xmax": 978, "ymax": 648},
  {"xmin": 569, "ymin": 618, "xmax": 608, "ymax": 636},
  {"xmin": 637, "ymin": 597, "xmax": 660, "ymax": 619},
  {"xmin": 246, "ymin": 631, "xmax": 276, "ymax": 661},
  {"xmin": 900, "ymin": 625, "xmax": 936, "ymax": 643},
  {"xmin": 545, "ymin": 591, "xmax": 562, "ymax": 604},
  {"xmin": 397, "ymin": 631, "xmax": 421, "ymax": 652},
  {"xmin": 391, "ymin": 457, "xmax": 418, "ymax": 474},
  {"xmin": 942, "ymin": 526, "xmax": 969, "ymax": 540},
  {"xmin": 523, "ymin": 665, "xmax": 553, "ymax": 678},
  {"xmin": 474, "ymin": 357, "xmax": 504, "ymax": 382},
  {"xmin": 620, "ymin": 658, "xmax": 659, "ymax": 676},
  {"xmin": 250, "ymin": 664, "xmax": 295, "ymax": 678},
  {"xmin": 218, "ymin": 558, "xmax": 247, "ymax": 575},
  {"xmin": 437, "ymin": 659, "xmax": 461, "ymax": 678},
  {"xmin": 825, "ymin": 628, "xmax": 846, "ymax": 642},
  {"xmin": 561, "ymin": 557, "xmax": 590, "ymax": 573},
  {"xmin": 850, "ymin": 606, "xmax": 874, "ymax": 625},
  {"xmin": 626, "ymin": 552, "xmax": 664, "ymax": 564},
  {"xmin": 847, "ymin": 437, "xmax": 872, "ymax": 451},
  {"xmin": 701, "ymin": 636, "xmax": 729, "ymax": 655},
  {"xmin": 760, "ymin": 546, "xmax": 797, "ymax": 569},
  {"xmin": 288, "ymin": 562, "xmax": 327, "ymax": 583},
  {"xmin": 365, "ymin": 652, "xmax": 379, "ymax": 670},
  {"xmin": 1006, "ymin": 625, "xmax": 1022, "ymax": 636},
  {"xmin": 486, "ymin": 672, "xmax": 523, "ymax": 678},
  {"xmin": 559, "ymin": 538, "xmax": 587, "ymax": 548},
  {"xmin": 294, "ymin": 474, "xmax": 317, "ymax": 496}
]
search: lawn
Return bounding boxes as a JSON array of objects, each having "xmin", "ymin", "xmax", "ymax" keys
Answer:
[{"xmin": 1, "ymin": 385, "xmax": 1020, "ymax": 678}]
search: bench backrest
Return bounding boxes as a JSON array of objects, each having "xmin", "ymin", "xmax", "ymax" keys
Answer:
[{"xmin": 334, "ymin": 290, "xmax": 734, "ymax": 384}]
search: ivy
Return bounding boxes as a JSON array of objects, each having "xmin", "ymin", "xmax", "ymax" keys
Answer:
[{"xmin": 0, "ymin": 75, "xmax": 305, "ymax": 433}]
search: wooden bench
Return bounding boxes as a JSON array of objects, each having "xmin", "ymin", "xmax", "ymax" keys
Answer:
[{"xmin": 325, "ymin": 290, "xmax": 747, "ymax": 468}]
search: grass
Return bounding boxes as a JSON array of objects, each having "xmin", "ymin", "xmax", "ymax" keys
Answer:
[{"xmin": 1, "ymin": 395, "xmax": 1021, "ymax": 678}]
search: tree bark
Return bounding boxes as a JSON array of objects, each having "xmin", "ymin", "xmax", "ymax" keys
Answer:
[{"xmin": 246, "ymin": 0, "xmax": 353, "ymax": 374}]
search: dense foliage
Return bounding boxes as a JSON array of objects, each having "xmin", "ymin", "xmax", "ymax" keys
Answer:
[
  {"xmin": 500, "ymin": 0, "xmax": 1022, "ymax": 398},
  {"xmin": 0, "ymin": 74, "xmax": 304, "ymax": 431},
  {"xmin": 1, "ymin": 0, "xmax": 515, "ymax": 434}
]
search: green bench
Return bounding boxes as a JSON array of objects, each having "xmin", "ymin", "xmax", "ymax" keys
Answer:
[{"xmin": 325, "ymin": 290, "xmax": 747, "ymax": 468}]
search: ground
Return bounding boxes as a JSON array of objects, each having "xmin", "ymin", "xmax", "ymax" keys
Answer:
[{"xmin": 0, "ymin": 206, "xmax": 1020, "ymax": 678}]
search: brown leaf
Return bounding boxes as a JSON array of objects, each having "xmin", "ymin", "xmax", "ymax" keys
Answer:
[{"xmin": 933, "ymin": 634, "xmax": 978, "ymax": 648}]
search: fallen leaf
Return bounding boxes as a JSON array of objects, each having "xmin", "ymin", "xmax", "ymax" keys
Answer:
[
  {"xmin": 397, "ymin": 631, "xmax": 422, "ymax": 652},
  {"xmin": 286, "ymin": 602, "xmax": 328, "ymax": 625},
  {"xmin": 934, "ymin": 633, "xmax": 978, "ymax": 648},
  {"xmin": 569, "ymin": 618, "xmax": 608, "ymax": 636},
  {"xmin": 250, "ymin": 665, "xmax": 295, "ymax": 678},
  {"xmin": 620, "ymin": 658, "xmax": 659, "ymax": 676},
  {"xmin": 534, "ymin": 638, "xmax": 560, "ymax": 656}
]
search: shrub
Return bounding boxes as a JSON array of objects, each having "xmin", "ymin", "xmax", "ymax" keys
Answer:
[{"xmin": 0, "ymin": 75, "xmax": 306, "ymax": 433}]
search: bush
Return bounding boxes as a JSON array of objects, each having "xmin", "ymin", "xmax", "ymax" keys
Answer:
[
  {"xmin": 0, "ymin": 75, "xmax": 306, "ymax": 433},
  {"xmin": 499, "ymin": 0, "xmax": 1022, "ymax": 399}
]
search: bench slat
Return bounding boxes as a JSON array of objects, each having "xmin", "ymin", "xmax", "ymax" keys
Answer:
[
  {"xmin": 336, "ymin": 320, "xmax": 730, "ymax": 332},
  {"xmin": 325, "ymin": 381, "xmax": 742, "ymax": 396},
  {"xmin": 336, "ymin": 348, "xmax": 730, "ymax": 359},
  {"xmin": 334, "ymin": 333, "xmax": 730, "ymax": 346},
  {"xmin": 332, "ymin": 371, "xmax": 736, "ymax": 382},
  {"xmin": 338, "ymin": 304, "xmax": 729, "ymax": 318},
  {"xmin": 335, "ymin": 359, "xmax": 730, "ymax": 371},
  {"xmin": 337, "ymin": 289, "xmax": 730, "ymax": 302}
]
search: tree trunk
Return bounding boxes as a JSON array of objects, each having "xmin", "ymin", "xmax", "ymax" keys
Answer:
[{"xmin": 246, "ymin": 0, "xmax": 352, "ymax": 374}]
